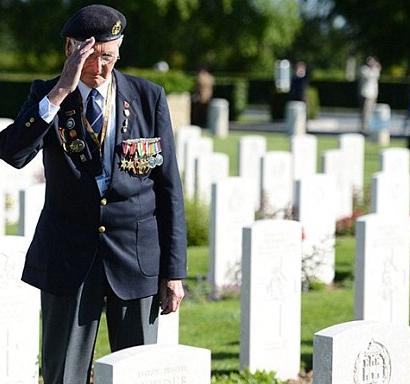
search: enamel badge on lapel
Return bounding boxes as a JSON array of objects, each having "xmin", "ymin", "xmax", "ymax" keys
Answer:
[
  {"xmin": 122, "ymin": 100, "xmax": 130, "ymax": 133},
  {"xmin": 60, "ymin": 115, "xmax": 86, "ymax": 156},
  {"xmin": 120, "ymin": 138, "xmax": 163, "ymax": 176}
]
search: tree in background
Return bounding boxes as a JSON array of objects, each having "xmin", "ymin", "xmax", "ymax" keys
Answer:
[
  {"xmin": 285, "ymin": 0, "xmax": 355, "ymax": 76},
  {"xmin": 330, "ymin": 0, "xmax": 410, "ymax": 72},
  {"xmin": 0, "ymin": 0, "xmax": 300, "ymax": 73}
]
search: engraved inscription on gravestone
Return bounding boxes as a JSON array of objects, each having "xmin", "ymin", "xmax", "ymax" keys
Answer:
[{"xmin": 353, "ymin": 340, "xmax": 391, "ymax": 384}]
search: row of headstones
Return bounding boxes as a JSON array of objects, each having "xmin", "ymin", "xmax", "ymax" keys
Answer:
[
  {"xmin": 2, "ymin": 215, "xmax": 409, "ymax": 383},
  {"xmin": 208, "ymin": 146, "xmax": 410, "ymax": 291},
  {"xmin": 175, "ymin": 125, "xmax": 365, "ymax": 218}
]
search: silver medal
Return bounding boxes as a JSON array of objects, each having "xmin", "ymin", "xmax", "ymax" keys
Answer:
[
  {"xmin": 155, "ymin": 154, "xmax": 163, "ymax": 166},
  {"xmin": 147, "ymin": 156, "xmax": 156, "ymax": 169}
]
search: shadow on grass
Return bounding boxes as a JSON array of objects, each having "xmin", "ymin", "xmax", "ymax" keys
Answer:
[
  {"xmin": 301, "ymin": 352, "xmax": 313, "ymax": 371},
  {"xmin": 212, "ymin": 351, "xmax": 239, "ymax": 360},
  {"xmin": 212, "ymin": 369, "xmax": 239, "ymax": 376},
  {"xmin": 334, "ymin": 270, "xmax": 353, "ymax": 282}
]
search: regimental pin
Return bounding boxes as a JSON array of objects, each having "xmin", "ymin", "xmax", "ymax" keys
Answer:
[
  {"xmin": 80, "ymin": 154, "xmax": 87, "ymax": 162},
  {"xmin": 69, "ymin": 139, "xmax": 86, "ymax": 153},
  {"xmin": 65, "ymin": 110, "xmax": 76, "ymax": 117},
  {"xmin": 124, "ymin": 109, "xmax": 130, "ymax": 118},
  {"xmin": 66, "ymin": 118, "xmax": 75, "ymax": 129},
  {"xmin": 123, "ymin": 100, "xmax": 130, "ymax": 109},
  {"xmin": 122, "ymin": 127, "xmax": 127, "ymax": 133}
]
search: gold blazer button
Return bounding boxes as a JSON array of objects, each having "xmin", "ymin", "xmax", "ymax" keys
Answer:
[{"xmin": 98, "ymin": 226, "xmax": 106, "ymax": 233}]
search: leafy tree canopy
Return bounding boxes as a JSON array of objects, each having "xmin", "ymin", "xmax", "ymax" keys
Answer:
[
  {"xmin": 330, "ymin": 0, "xmax": 410, "ymax": 68},
  {"xmin": 0, "ymin": 0, "xmax": 301, "ymax": 73}
]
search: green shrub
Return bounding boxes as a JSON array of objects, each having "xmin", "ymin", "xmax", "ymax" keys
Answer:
[
  {"xmin": 185, "ymin": 199, "xmax": 209, "ymax": 246},
  {"xmin": 269, "ymin": 86, "xmax": 320, "ymax": 121},
  {"xmin": 306, "ymin": 86, "xmax": 320, "ymax": 119},
  {"xmin": 214, "ymin": 77, "xmax": 248, "ymax": 121},
  {"xmin": 212, "ymin": 369, "xmax": 284, "ymax": 384},
  {"xmin": 123, "ymin": 67, "xmax": 194, "ymax": 94}
]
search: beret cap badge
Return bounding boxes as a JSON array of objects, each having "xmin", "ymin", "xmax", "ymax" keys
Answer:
[{"xmin": 112, "ymin": 21, "xmax": 122, "ymax": 36}]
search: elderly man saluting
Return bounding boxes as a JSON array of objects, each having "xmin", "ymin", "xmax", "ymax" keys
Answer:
[{"xmin": 0, "ymin": 4, "xmax": 187, "ymax": 384}]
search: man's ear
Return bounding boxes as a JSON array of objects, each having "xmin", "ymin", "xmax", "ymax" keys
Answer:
[{"xmin": 65, "ymin": 38, "xmax": 73, "ymax": 57}]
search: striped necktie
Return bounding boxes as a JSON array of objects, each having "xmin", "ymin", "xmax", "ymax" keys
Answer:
[{"xmin": 86, "ymin": 88, "xmax": 103, "ymax": 135}]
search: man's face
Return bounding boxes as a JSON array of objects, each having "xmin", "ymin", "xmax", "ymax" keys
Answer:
[{"xmin": 69, "ymin": 38, "xmax": 121, "ymax": 88}]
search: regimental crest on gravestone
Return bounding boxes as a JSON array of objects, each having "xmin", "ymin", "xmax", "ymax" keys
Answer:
[{"xmin": 353, "ymin": 339, "xmax": 391, "ymax": 384}]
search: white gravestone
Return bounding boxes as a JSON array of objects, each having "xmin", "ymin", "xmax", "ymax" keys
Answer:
[
  {"xmin": 0, "ymin": 118, "xmax": 13, "ymax": 132},
  {"xmin": 238, "ymin": 135, "xmax": 267, "ymax": 210},
  {"xmin": 313, "ymin": 320, "xmax": 410, "ymax": 384},
  {"xmin": 157, "ymin": 310, "xmax": 179, "ymax": 345},
  {"xmin": 208, "ymin": 98, "xmax": 229, "ymax": 138},
  {"xmin": 355, "ymin": 214, "xmax": 410, "ymax": 325},
  {"xmin": 95, "ymin": 344, "xmax": 211, "ymax": 384},
  {"xmin": 290, "ymin": 134, "xmax": 317, "ymax": 182},
  {"xmin": 322, "ymin": 149, "xmax": 353, "ymax": 220},
  {"xmin": 285, "ymin": 101, "xmax": 306, "ymax": 136},
  {"xmin": 0, "ymin": 236, "xmax": 40, "ymax": 384},
  {"xmin": 240, "ymin": 220, "xmax": 302, "ymax": 380},
  {"xmin": 380, "ymin": 147, "xmax": 410, "ymax": 175},
  {"xmin": 195, "ymin": 152, "xmax": 229, "ymax": 204},
  {"xmin": 183, "ymin": 137, "xmax": 213, "ymax": 200},
  {"xmin": 294, "ymin": 174, "xmax": 337, "ymax": 284},
  {"xmin": 369, "ymin": 104, "xmax": 391, "ymax": 145},
  {"xmin": 261, "ymin": 151, "xmax": 293, "ymax": 217},
  {"xmin": 371, "ymin": 172, "xmax": 410, "ymax": 217},
  {"xmin": 0, "ymin": 153, "xmax": 44, "ymax": 225},
  {"xmin": 18, "ymin": 183, "xmax": 45, "ymax": 238},
  {"xmin": 339, "ymin": 133, "xmax": 365, "ymax": 200},
  {"xmin": 174, "ymin": 125, "xmax": 201, "ymax": 173},
  {"xmin": 209, "ymin": 177, "xmax": 254, "ymax": 296}
]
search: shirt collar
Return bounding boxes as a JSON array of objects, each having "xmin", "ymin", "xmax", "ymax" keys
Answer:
[{"xmin": 78, "ymin": 76, "xmax": 111, "ymax": 101}]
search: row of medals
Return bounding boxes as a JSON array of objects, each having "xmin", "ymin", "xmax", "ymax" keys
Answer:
[{"xmin": 120, "ymin": 138, "xmax": 163, "ymax": 175}]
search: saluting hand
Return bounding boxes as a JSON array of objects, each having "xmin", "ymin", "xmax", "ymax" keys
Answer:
[
  {"xmin": 48, "ymin": 37, "xmax": 96, "ymax": 106},
  {"xmin": 159, "ymin": 279, "xmax": 185, "ymax": 315}
]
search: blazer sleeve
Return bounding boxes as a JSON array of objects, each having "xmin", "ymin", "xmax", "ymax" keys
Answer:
[
  {"xmin": 153, "ymin": 87, "xmax": 187, "ymax": 280},
  {"xmin": 0, "ymin": 80, "xmax": 53, "ymax": 169}
]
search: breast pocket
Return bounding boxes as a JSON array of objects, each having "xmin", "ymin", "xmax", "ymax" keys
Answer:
[{"xmin": 136, "ymin": 216, "xmax": 160, "ymax": 277}]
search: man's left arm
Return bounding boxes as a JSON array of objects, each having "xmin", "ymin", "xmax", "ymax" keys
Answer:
[{"xmin": 153, "ymin": 87, "xmax": 187, "ymax": 314}]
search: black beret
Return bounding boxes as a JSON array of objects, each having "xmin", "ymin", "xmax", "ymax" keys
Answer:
[{"xmin": 61, "ymin": 4, "xmax": 126, "ymax": 42}]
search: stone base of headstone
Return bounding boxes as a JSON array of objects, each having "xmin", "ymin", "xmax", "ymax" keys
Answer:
[
  {"xmin": 94, "ymin": 344, "xmax": 211, "ymax": 384},
  {"xmin": 208, "ymin": 98, "xmax": 229, "ymax": 138}
]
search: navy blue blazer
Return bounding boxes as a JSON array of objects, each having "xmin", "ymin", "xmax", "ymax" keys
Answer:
[{"xmin": 0, "ymin": 69, "xmax": 187, "ymax": 299}]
